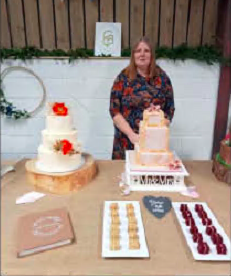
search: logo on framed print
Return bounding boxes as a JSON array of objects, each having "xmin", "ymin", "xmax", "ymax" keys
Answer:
[{"xmin": 95, "ymin": 22, "xmax": 121, "ymax": 57}]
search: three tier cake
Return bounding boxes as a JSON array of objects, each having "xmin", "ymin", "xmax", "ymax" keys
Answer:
[{"xmin": 36, "ymin": 102, "xmax": 82, "ymax": 173}]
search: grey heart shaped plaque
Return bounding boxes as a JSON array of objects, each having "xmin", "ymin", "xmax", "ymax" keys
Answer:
[{"xmin": 143, "ymin": 196, "xmax": 172, "ymax": 219}]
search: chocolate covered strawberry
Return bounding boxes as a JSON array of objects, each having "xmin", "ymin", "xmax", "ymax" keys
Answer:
[
  {"xmin": 180, "ymin": 204, "xmax": 188, "ymax": 212},
  {"xmin": 182, "ymin": 211, "xmax": 192, "ymax": 219},
  {"xmin": 193, "ymin": 233, "xmax": 203, "ymax": 243},
  {"xmin": 211, "ymin": 233, "xmax": 223, "ymax": 245},
  {"xmin": 190, "ymin": 225, "xmax": 198, "ymax": 235},
  {"xmin": 198, "ymin": 211, "xmax": 207, "ymax": 219},
  {"xmin": 195, "ymin": 204, "xmax": 204, "ymax": 213},
  {"xmin": 202, "ymin": 217, "xmax": 212, "ymax": 226},
  {"xmin": 206, "ymin": 226, "xmax": 216, "ymax": 236},
  {"xmin": 185, "ymin": 217, "xmax": 195, "ymax": 227},
  {"xmin": 216, "ymin": 243, "xmax": 227, "ymax": 254},
  {"xmin": 197, "ymin": 242, "xmax": 209, "ymax": 254}
]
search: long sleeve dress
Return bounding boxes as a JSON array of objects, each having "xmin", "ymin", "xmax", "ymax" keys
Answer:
[{"xmin": 109, "ymin": 66, "xmax": 175, "ymax": 160}]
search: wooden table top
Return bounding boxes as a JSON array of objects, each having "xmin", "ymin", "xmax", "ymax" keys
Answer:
[{"xmin": 1, "ymin": 159, "xmax": 230, "ymax": 275}]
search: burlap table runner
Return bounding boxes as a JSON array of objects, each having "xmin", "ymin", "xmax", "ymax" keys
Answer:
[{"xmin": 1, "ymin": 160, "xmax": 230, "ymax": 275}]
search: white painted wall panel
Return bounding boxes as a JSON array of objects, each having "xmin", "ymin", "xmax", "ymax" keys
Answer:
[{"xmin": 1, "ymin": 58, "xmax": 224, "ymax": 161}]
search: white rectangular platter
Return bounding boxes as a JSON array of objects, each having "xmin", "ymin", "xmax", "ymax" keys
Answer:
[
  {"xmin": 102, "ymin": 201, "xmax": 149, "ymax": 258},
  {"xmin": 173, "ymin": 202, "xmax": 231, "ymax": 261}
]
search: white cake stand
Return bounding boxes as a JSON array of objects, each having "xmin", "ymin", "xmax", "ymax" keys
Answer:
[{"xmin": 126, "ymin": 150, "xmax": 189, "ymax": 192}]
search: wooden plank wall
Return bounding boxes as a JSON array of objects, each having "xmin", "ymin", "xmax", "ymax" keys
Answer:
[
  {"xmin": 174, "ymin": 0, "xmax": 189, "ymax": 47},
  {"xmin": 54, "ymin": 0, "xmax": 70, "ymax": 49},
  {"xmin": 160, "ymin": 0, "xmax": 174, "ymax": 47},
  {"xmin": 145, "ymin": 0, "xmax": 159, "ymax": 48},
  {"xmin": 7, "ymin": 0, "xmax": 25, "ymax": 47},
  {"xmin": 38, "ymin": 0, "xmax": 56, "ymax": 49},
  {"xmin": 23, "ymin": 0, "xmax": 40, "ymax": 48},
  {"xmin": 1, "ymin": 0, "xmax": 12, "ymax": 48},
  {"xmin": 116, "ymin": 0, "xmax": 129, "ymax": 48},
  {"xmin": 69, "ymin": 0, "xmax": 85, "ymax": 48},
  {"xmin": 130, "ymin": 0, "xmax": 144, "ymax": 47},
  {"xmin": 1, "ymin": 0, "xmax": 219, "ymax": 50},
  {"xmin": 187, "ymin": 0, "xmax": 204, "ymax": 46}
]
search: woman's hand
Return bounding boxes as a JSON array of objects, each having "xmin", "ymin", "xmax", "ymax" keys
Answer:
[
  {"xmin": 113, "ymin": 114, "xmax": 139, "ymax": 145},
  {"xmin": 164, "ymin": 118, "xmax": 170, "ymax": 126},
  {"xmin": 128, "ymin": 132, "xmax": 139, "ymax": 145}
]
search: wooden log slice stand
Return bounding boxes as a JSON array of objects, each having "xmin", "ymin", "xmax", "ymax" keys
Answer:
[
  {"xmin": 212, "ymin": 139, "xmax": 231, "ymax": 185},
  {"xmin": 212, "ymin": 158, "xmax": 231, "ymax": 185},
  {"xmin": 25, "ymin": 153, "xmax": 98, "ymax": 194}
]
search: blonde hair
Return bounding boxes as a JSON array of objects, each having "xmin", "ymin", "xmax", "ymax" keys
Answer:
[{"xmin": 123, "ymin": 37, "xmax": 158, "ymax": 80}]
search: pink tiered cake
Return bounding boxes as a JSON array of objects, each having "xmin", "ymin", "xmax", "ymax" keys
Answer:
[{"xmin": 135, "ymin": 108, "xmax": 174, "ymax": 166}]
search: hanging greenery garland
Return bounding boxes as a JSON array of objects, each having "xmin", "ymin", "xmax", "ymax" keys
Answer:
[
  {"xmin": 0, "ymin": 44, "xmax": 230, "ymax": 65},
  {"xmin": 0, "ymin": 66, "xmax": 46, "ymax": 119},
  {"xmin": 0, "ymin": 45, "xmax": 229, "ymax": 119}
]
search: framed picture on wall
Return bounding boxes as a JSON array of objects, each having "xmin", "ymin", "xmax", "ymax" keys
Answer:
[{"xmin": 95, "ymin": 22, "xmax": 121, "ymax": 57}]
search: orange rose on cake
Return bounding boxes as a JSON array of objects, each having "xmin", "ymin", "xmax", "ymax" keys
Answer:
[
  {"xmin": 54, "ymin": 139, "xmax": 78, "ymax": 156},
  {"xmin": 52, "ymin": 102, "xmax": 68, "ymax": 116},
  {"xmin": 62, "ymin": 140, "xmax": 73, "ymax": 155}
]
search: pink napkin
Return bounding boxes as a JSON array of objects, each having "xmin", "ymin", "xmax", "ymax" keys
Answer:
[{"xmin": 181, "ymin": 186, "xmax": 199, "ymax": 198}]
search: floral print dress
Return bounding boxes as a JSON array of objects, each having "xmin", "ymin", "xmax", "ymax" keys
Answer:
[{"xmin": 109, "ymin": 66, "xmax": 175, "ymax": 160}]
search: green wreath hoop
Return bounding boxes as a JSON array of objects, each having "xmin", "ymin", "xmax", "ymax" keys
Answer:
[{"xmin": 0, "ymin": 66, "xmax": 46, "ymax": 119}]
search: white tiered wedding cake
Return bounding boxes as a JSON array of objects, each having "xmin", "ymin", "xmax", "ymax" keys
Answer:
[{"xmin": 36, "ymin": 102, "xmax": 82, "ymax": 173}]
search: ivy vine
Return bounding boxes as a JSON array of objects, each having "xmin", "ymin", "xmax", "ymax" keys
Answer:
[
  {"xmin": 0, "ymin": 44, "xmax": 230, "ymax": 65},
  {"xmin": 0, "ymin": 44, "xmax": 229, "ymax": 119}
]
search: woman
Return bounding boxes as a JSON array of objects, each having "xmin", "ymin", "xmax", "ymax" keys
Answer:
[{"xmin": 109, "ymin": 37, "xmax": 175, "ymax": 159}]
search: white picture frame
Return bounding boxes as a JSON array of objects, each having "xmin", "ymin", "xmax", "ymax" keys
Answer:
[{"xmin": 95, "ymin": 22, "xmax": 121, "ymax": 57}]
